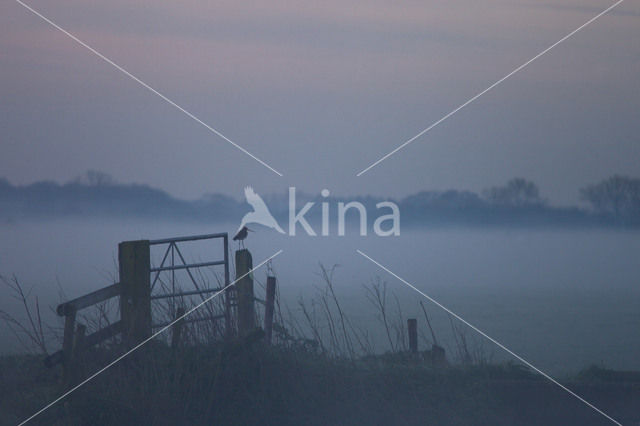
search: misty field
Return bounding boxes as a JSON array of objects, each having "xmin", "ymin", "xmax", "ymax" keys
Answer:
[{"xmin": 1, "ymin": 217, "xmax": 639, "ymax": 425}]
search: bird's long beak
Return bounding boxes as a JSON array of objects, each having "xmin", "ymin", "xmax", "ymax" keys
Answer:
[{"xmin": 247, "ymin": 228, "xmax": 254, "ymax": 232}]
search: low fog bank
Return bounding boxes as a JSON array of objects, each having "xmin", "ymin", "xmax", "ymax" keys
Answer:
[
  {"xmin": 1, "ymin": 217, "xmax": 639, "ymax": 375},
  {"xmin": 2, "ymin": 172, "xmax": 640, "ymax": 228}
]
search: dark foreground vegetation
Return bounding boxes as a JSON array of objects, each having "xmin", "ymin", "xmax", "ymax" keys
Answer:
[
  {"xmin": 2, "ymin": 267, "xmax": 639, "ymax": 425},
  {"xmin": 2, "ymin": 343, "xmax": 640, "ymax": 426}
]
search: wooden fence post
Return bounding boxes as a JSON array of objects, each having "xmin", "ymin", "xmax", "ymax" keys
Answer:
[
  {"xmin": 408, "ymin": 318, "xmax": 418, "ymax": 354},
  {"xmin": 235, "ymin": 249, "xmax": 255, "ymax": 337},
  {"xmin": 73, "ymin": 324, "xmax": 86, "ymax": 357},
  {"xmin": 264, "ymin": 276, "xmax": 276, "ymax": 345},
  {"xmin": 171, "ymin": 307, "xmax": 185, "ymax": 349},
  {"xmin": 62, "ymin": 308, "xmax": 76, "ymax": 386},
  {"xmin": 223, "ymin": 234, "xmax": 233, "ymax": 339},
  {"xmin": 70, "ymin": 324, "xmax": 86, "ymax": 385},
  {"xmin": 119, "ymin": 240, "xmax": 151, "ymax": 348}
]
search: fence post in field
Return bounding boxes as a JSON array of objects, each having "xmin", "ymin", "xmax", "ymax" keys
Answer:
[
  {"xmin": 70, "ymin": 324, "xmax": 86, "ymax": 385},
  {"xmin": 119, "ymin": 240, "xmax": 151, "ymax": 348},
  {"xmin": 61, "ymin": 307, "xmax": 76, "ymax": 386},
  {"xmin": 223, "ymin": 234, "xmax": 233, "ymax": 339},
  {"xmin": 408, "ymin": 318, "xmax": 418, "ymax": 354},
  {"xmin": 264, "ymin": 276, "xmax": 276, "ymax": 345},
  {"xmin": 235, "ymin": 249, "xmax": 255, "ymax": 337},
  {"xmin": 171, "ymin": 307, "xmax": 185, "ymax": 349}
]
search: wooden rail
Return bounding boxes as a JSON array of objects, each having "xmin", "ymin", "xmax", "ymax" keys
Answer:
[
  {"xmin": 56, "ymin": 282, "xmax": 122, "ymax": 316},
  {"xmin": 44, "ymin": 321, "xmax": 123, "ymax": 368},
  {"xmin": 46, "ymin": 285, "xmax": 124, "ymax": 369}
]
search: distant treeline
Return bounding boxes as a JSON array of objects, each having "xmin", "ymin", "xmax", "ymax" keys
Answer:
[{"xmin": 1, "ymin": 171, "xmax": 639, "ymax": 227}]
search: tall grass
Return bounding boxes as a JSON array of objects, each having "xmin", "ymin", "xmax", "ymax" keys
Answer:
[{"xmin": 2, "ymin": 266, "xmax": 638, "ymax": 425}]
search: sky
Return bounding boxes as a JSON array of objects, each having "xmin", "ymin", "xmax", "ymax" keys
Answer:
[{"xmin": 1, "ymin": 0, "xmax": 638, "ymax": 204}]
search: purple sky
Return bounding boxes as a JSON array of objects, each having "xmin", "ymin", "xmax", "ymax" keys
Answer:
[{"xmin": 1, "ymin": 0, "xmax": 638, "ymax": 204}]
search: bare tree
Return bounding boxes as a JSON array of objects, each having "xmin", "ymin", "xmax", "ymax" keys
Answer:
[
  {"xmin": 483, "ymin": 178, "xmax": 544, "ymax": 207},
  {"xmin": 581, "ymin": 175, "xmax": 640, "ymax": 224},
  {"xmin": 72, "ymin": 170, "xmax": 116, "ymax": 186}
]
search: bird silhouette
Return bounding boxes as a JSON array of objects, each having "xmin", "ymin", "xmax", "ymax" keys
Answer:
[
  {"xmin": 233, "ymin": 226, "xmax": 252, "ymax": 248},
  {"xmin": 236, "ymin": 186, "xmax": 285, "ymax": 236}
]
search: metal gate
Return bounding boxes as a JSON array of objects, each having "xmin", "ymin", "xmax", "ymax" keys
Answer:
[{"xmin": 149, "ymin": 232, "xmax": 232, "ymax": 339}]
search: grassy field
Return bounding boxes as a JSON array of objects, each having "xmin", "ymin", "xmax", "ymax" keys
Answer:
[
  {"xmin": 2, "ymin": 270, "xmax": 640, "ymax": 426},
  {"xmin": 2, "ymin": 338, "xmax": 640, "ymax": 426}
]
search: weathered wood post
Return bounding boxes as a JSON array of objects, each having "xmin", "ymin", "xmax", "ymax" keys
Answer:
[
  {"xmin": 119, "ymin": 240, "xmax": 151, "ymax": 348},
  {"xmin": 235, "ymin": 249, "xmax": 255, "ymax": 337},
  {"xmin": 223, "ymin": 234, "xmax": 233, "ymax": 338},
  {"xmin": 171, "ymin": 307, "xmax": 185, "ymax": 349},
  {"xmin": 408, "ymin": 318, "xmax": 418, "ymax": 354},
  {"xmin": 70, "ymin": 324, "xmax": 86, "ymax": 385},
  {"xmin": 264, "ymin": 276, "xmax": 276, "ymax": 345},
  {"xmin": 61, "ymin": 308, "xmax": 76, "ymax": 386},
  {"xmin": 72, "ymin": 324, "xmax": 86, "ymax": 360}
]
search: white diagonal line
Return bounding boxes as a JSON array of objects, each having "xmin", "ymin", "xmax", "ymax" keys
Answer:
[
  {"xmin": 356, "ymin": 249, "xmax": 622, "ymax": 425},
  {"xmin": 18, "ymin": 249, "xmax": 283, "ymax": 426},
  {"xmin": 16, "ymin": 0, "xmax": 283, "ymax": 177},
  {"xmin": 356, "ymin": 0, "xmax": 624, "ymax": 176}
]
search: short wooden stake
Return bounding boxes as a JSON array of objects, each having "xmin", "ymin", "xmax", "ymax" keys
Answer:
[
  {"xmin": 223, "ymin": 234, "xmax": 233, "ymax": 339},
  {"xmin": 264, "ymin": 276, "xmax": 276, "ymax": 345},
  {"xmin": 408, "ymin": 318, "xmax": 418, "ymax": 354},
  {"xmin": 71, "ymin": 324, "xmax": 86, "ymax": 385},
  {"xmin": 171, "ymin": 307, "xmax": 185, "ymax": 349},
  {"xmin": 61, "ymin": 308, "xmax": 76, "ymax": 386}
]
